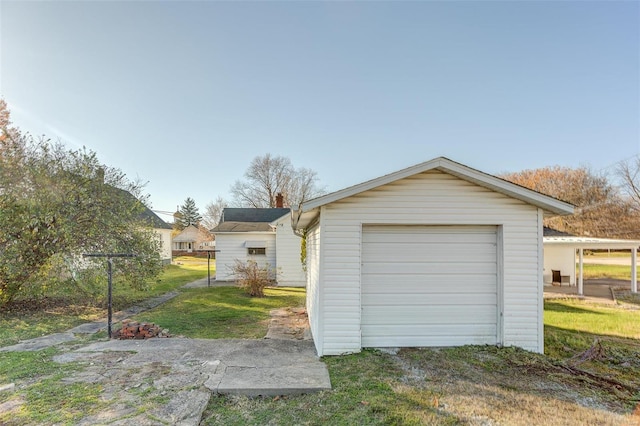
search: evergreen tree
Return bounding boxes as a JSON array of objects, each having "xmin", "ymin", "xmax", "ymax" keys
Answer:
[{"xmin": 177, "ymin": 197, "xmax": 202, "ymax": 229}]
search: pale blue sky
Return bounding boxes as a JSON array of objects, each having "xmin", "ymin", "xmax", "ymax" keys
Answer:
[{"xmin": 1, "ymin": 1, "xmax": 638, "ymax": 220}]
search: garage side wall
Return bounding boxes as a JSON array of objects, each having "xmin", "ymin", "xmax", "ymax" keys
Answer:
[
  {"xmin": 305, "ymin": 223, "xmax": 323, "ymax": 355},
  {"xmin": 214, "ymin": 232, "xmax": 276, "ymax": 281},
  {"xmin": 317, "ymin": 170, "xmax": 542, "ymax": 355}
]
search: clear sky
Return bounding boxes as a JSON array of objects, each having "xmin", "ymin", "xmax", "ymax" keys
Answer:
[{"xmin": 1, "ymin": 1, "xmax": 638, "ymax": 221}]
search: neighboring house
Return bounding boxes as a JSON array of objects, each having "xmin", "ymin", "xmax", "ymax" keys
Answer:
[
  {"xmin": 172, "ymin": 224, "xmax": 214, "ymax": 253},
  {"xmin": 292, "ymin": 157, "xmax": 574, "ymax": 356},
  {"xmin": 212, "ymin": 207, "xmax": 306, "ymax": 286},
  {"xmin": 127, "ymin": 193, "xmax": 172, "ymax": 264},
  {"xmin": 543, "ymin": 227, "xmax": 640, "ymax": 295}
]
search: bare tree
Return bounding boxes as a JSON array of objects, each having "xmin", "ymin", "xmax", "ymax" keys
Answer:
[
  {"xmin": 202, "ymin": 196, "xmax": 228, "ymax": 229},
  {"xmin": 617, "ymin": 156, "xmax": 640, "ymax": 212},
  {"xmin": 502, "ymin": 165, "xmax": 638, "ymax": 238},
  {"xmin": 230, "ymin": 154, "xmax": 324, "ymax": 208}
]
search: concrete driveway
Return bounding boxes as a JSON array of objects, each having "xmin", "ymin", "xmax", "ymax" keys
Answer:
[{"xmin": 49, "ymin": 337, "xmax": 330, "ymax": 425}]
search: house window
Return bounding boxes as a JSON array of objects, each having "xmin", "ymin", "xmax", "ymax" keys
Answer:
[{"xmin": 248, "ymin": 247, "xmax": 266, "ymax": 255}]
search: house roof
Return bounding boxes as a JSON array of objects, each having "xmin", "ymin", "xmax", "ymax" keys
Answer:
[
  {"xmin": 140, "ymin": 205, "xmax": 172, "ymax": 230},
  {"xmin": 221, "ymin": 208, "xmax": 290, "ymax": 223},
  {"xmin": 211, "ymin": 221, "xmax": 274, "ymax": 233},
  {"xmin": 114, "ymin": 187, "xmax": 172, "ymax": 230},
  {"xmin": 543, "ymin": 227, "xmax": 575, "ymax": 237},
  {"xmin": 293, "ymin": 157, "xmax": 575, "ymax": 230},
  {"xmin": 172, "ymin": 224, "xmax": 200, "ymax": 242}
]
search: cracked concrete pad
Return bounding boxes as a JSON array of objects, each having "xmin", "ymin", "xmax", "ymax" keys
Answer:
[
  {"xmin": 149, "ymin": 389, "xmax": 211, "ymax": 426},
  {"xmin": 0, "ymin": 332, "xmax": 76, "ymax": 352},
  {"xmin": 68, "ymin": 321, "xmax": 107, "ymax": 334},
  {"xmin": 218, "ymin": 364, "xmax": 331, "ymax": 397}
]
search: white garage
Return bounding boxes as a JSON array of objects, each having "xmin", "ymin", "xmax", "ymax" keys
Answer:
[
  {"xmin": 293, "ymin": 157, "xmax": 574, "ymax": 356},
  {"xmin": 361, "ymin": 225, "xmax": 498, "ymax": 347}
]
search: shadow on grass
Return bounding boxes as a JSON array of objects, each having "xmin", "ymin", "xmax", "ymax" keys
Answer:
[{"xmin": 544, "ymin": 300, "xmax": 607, "ymax": 315}]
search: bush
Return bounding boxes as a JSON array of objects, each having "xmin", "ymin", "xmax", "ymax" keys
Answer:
[{"xmin": 230, "ymin": 259, "xmax": 275, "ymax": 297}]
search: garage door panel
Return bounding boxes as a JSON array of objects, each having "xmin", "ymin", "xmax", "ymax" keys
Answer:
[
  {"xmin": 363, "ymin": 246, "xmax": 496, "ymax": 263},
  {"xmin": 361, "ymin": 225, "xmax": 498, "ymax": 347},
  {"xmin": 361, "ymin": 325, "xmax": 497, "ymax": 347},
  {"xmin": 362, "ymin": 292, "xmax": 496, "ymax": 306},
  {"xmin": 362, "ymin": 274, "xmax": 497, "ymax": 291},
  {"xmin": 362, "ymin": 306, "xmax": 497, "ymax": 324},
  {"xmin": 362, "ymin": 262, "xmax": 496, "ymax": 275}
]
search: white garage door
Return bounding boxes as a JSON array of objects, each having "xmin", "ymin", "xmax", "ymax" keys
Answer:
[{"xmin": 361, "ymin": 225, "xmax": 498, "ymax": 347}]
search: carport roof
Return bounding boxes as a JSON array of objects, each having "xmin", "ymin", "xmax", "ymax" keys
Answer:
[
  {"xmin": 293, "ymin": 157, "xmax": 575, "ymax": 230},
  {"xmin": 543, "ymin": 235, "xmax": 640, "ymax": 250}
]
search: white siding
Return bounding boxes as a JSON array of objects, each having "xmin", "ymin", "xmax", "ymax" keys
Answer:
[
  {"xmin": 214, "ymin": 232, "xmax": 276, "ymax": 281},
  {"xmin": 543, "ymin": 246, "xmax": 575, "ymax": 285},
  {"xmin": 273, "ymin": 216, "xmax": 306, "ymax": 286},
  {"xmin": 314, "ymin": 170, "xmax": 542, "ymax": 355},
  {"xmin": 155, "ymin": 228, "xmax": 172, "ymax": 264},
  {"xmin": 305, "ymin": 223, "xmax": 322, "ymax": 355}
]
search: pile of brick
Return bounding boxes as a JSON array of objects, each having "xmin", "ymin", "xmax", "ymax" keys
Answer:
[{"xmin": 113, "ymin": 320, "xmax": 170, "ymax": 339}]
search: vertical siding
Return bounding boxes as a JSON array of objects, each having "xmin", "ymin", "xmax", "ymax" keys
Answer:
[
  {"xmin": 273, "ymin": 217, "xmax": 306, "ymax": 286},
  {"xmin": 317, "ymin": 170, "xmax": 542, "ymax": 355},
  {"xmin": 155, "ymin": 228, "xmax": 173, "ymax": 263},
  {"xmin": 305, "ymin": 223, "xmax": 322, "ymax": 355},
  {"xmin": 214, "ymin": 232, "xmax": 276, "ymax": 280}
]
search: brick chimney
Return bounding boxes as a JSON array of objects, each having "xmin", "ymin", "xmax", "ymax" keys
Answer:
[{"xmin": 275, "ymin": 193, "xmax": 284, "ymax": 208}]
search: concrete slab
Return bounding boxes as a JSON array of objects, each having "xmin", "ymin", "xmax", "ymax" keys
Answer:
[
  {"xmin": 218, "ymin": 364, "xmax": 332, "ymax": 396},
  {"xmin": 0, "ymin": 332, "xmax": 76, "ymax": 352},
  {"xmin": 71, "ymin": 338, "xmax": 331, "ymax": 396}
]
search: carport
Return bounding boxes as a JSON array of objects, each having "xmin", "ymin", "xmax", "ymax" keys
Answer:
[{"xmin": 543, "ymin": 235, "xmax": 640, "ymax": 296}]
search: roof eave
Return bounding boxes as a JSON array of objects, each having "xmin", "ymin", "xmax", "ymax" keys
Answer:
[{"xmin": 301, "ymin": 157, "xmax": 574, "ymax": 217}]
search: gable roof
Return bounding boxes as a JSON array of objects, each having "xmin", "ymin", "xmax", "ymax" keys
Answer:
[
  {"xmin": 172, "ymin": 224, "xmax": 200, "ymax": 242},
  {"xmin": 221, "ymin": 208, "xmax": 291, "ymax": 223},
  {"xmin": 140, "ymin": 205, "xmax": 172, "ymax": 230},
  {"xmin": 212, "ymin": 208, "xmax": 291, "ymax": 233},
  {"xmin": 114, "ymin": 187, "xmax": 172, "ymax": 230},
  {"xmin": 212, "ymin": 221, "xmax": 274, "ymax": 232},
  {"xmin": 293, "ymin": 157, "xmax": 574, "ymax": 230}
]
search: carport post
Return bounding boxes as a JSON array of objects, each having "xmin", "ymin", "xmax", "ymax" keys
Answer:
[
  {"xmin": 632, "ymin": 248, "xmax": 638, "ymax": 293},
  {"xmin": 578, "ymin": 248, "xmax": 584, "ymax": 296}
]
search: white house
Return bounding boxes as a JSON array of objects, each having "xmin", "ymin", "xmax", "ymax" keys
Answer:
[
  {"xmin": 543, "ymin": 227, "xmax": 640, "ymax": 295},
  {"xmin": 172, "ymin": 224, "xmax": 214, "ymax": 253},
  {"xmin": 212, "ymin": 207, "xmax": 305, "ymax": 286},
  {"xmin": 139, "ymin": 203, "xmax": 172, "ymax": 264},
  {"xmin": 292, "ymin": 157, "xmax": 574, "ymax": 356}
]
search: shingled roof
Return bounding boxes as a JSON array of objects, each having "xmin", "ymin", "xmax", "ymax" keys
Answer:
[
  {"xmin": 211, "ymin": 208, "xmax": 290, "ymax": 233},
  {"xmin": 543, "ymin": 227, "xmax": 575, "ymax": 237},
  {"xmin": 220, "ymin": 208, "xmax": 290, "ymax": 223}
]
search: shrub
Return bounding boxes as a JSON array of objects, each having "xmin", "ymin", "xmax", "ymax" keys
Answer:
[{"xmin": 230, "ymin": 259, "xmax": 275, "ymax": 297}]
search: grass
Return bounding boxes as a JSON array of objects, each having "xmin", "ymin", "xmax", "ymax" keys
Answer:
[
  {"xmin": 544, "ymin": 300, "xmax": 640, "ymax": 340},
  {"xmin": 0, "ymin": 257, "xmax": 209, "ymax": 348},
  {"xmin": 198, "ymin": 298, "xmax": 640, "ymax": 425},
  {"xmin": 0, "ymin": 346, "xmax": 107, "ymax": 425},
  {"xmin": 582, "ymin": 263, "xmax": 640, "ymax": 280},
  {"xmin": 134, "ymin": 286, "xmax": 305, "ymax": 338},
  {"xmin": 3, "ymin": 267, "xmax": 640, "ymax": 425}
]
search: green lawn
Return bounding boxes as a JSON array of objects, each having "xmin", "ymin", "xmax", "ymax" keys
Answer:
[
  {"xmin": 582, "ymin": 263, "xmax": 640, "ymax": 280},
  {"xmin": 3, "ymin": 270, "xmax": 640, "ymax": 425},
  {"xmin": 0, "ymin": 258, "xmax": 208, "ymax": 348},
  {"xmin": 134, "ymin": 286, "xmax": 305, "ymax": 338}
]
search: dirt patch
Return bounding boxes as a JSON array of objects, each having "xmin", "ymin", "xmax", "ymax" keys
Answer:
[
  {"xmin": 265, "ymin": 307, "xmax": 310, "ymax": 341},
  {"xmin": 390, "ymin": 346, "xmax": 638, "ymax": 425}
]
